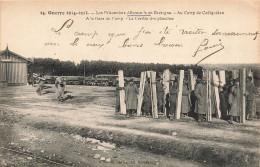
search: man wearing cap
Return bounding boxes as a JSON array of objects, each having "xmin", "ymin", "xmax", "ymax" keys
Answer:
[
  {"xmin": 228, "ymin": 79, "xmax": 240, "ymax": 124},
  {"xmin": 194, "ymin": 77, "xmax": 207, "ymax": 122},
  {"xmin": 125, "ymin": 78, "xmax": 139, "ymax": 118},
  {"xmin": 143, "ymin": 78, "xmax": 152, "ymax": 117},
  {"xmin": 156, "ymin": 78, "xmax": 165, "ymax": 115},
  {"xmin": 245, "ymin": 76, "xmax": 256, "ymax": 120}
]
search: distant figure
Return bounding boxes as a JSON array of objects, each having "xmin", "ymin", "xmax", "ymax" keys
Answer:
[
  {"xmin": 31, "ymin": 73, "xmax": 38, "ymax": 87},
  {"xmin": 194, "ymin": 77, "xmax": 207, "ymax": 122},
  {"xmin": 156, "ymin": 78, "xmax": 165, "ymax": 115},
  {"xmin": 36, "ymin": 75, "xmax": 45, "ymax": 96},
  {"xmin": 168, "ymin": 80, "xmax": 178, "ymax": 120},
  {"xmin": 125, "ymin": 78, "xmax": 139, "ymax": 118},
  {"xmin": 245, "ymin": 76, "xmax": 256, "ymax": 120},
  {"xmin": 181, "ymin": 78, "xmax": 191, "ymax": 117},
  {"xmin": 228, "ymin": 79, "xmax": 240, "ymax": 124},
  {"xmin": 143, "ymin": 78, "xmax": 152, "ymax": 117},
  {"xmin": 55, "ymin": 77, "xmax": 66, "ymax": 101}
]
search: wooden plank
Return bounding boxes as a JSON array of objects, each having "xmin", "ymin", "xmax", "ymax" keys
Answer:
[
  {"xmin": 240, "ymin": 68, "xmax": 246, "ymax": 123},
  {"xmin": 248, "ymin": 70, "xmax": 256, "ymax": 118},
  {"xmin": 175, "ymin": 70, "xmax": 184, "ymax": 119},
  {"xmin": 212, "ymin": 70, "xmax": 221, "ymax": 119},
  {"xmin": 137, "ymin": 71, "xmax": 146, "ymax": 116},
  {"xmin": 206, "ymin": 70, "xmax": 212, "ymax": 121},
  {"xmin": 163, "ymin": 69, "xmax": 170, "ymax": 116},
  {"xmin": 219, "ymin": 70, "xmax": 226, "ymax": 88},
  {"xmin": 150, "ymin": 71, "xmax": 158, "ymax": 118},
  {"xmin": 188, "ymin": 69, "xmax": 195, "ymax": 91},
  {"xmin": 118, "ymin": 70, "xmax": 126, "ymax": 115}
]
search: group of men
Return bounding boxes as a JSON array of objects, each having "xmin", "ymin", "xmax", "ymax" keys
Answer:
[
  {"xmin": 33, "ymin": 75, "xmax": 67, "ymax": 102},
  {"xmin": 116, "ymin": 73, "xmax": 257, "ymax": 123}
]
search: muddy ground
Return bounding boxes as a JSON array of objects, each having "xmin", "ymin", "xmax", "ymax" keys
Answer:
[{"xmin": 0, "ymin": 85, "xmax": 259, "ymax": 167}]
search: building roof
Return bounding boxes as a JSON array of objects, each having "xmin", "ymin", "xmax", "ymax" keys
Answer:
[{"xmin": 0, "ymin": 46, "xmax": 32, "ymax": 62}]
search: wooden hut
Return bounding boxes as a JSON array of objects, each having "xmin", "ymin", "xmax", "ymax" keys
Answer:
[{"xmin": 0, "ymin": 46, "xmax": 31, "ymax": 86}]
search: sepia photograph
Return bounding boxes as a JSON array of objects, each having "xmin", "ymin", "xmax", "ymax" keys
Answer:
[{"xmin": 0, "ymin": 0, "xmax": 259, "ymax": 166}]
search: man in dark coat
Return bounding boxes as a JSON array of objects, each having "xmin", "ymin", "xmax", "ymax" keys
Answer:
[
  {"xmin": 194, "ymin": 77, "xmax": 207, "ymax": 122},
  {"xmin": 245, "ymin": 76, "xmax": 256, "ymax": 120},
  {"xmin": 219, "ymin": 84, "xmax": 228, "ymax": 120},
  {"xmin": 156, "ymin": 78, "xmax": 165, "ymax": 115},
  {"xmin": 125, "ymin": 78, "xmax": 139, "ymax": 118}
]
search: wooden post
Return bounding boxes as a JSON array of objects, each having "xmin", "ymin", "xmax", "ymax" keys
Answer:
[
  {"xmin": 248, "ymin": 70, "xmax": 256, "ymax": 118},
  {"xmin": 188, "ymin": 69, "xmax": 195, "ymax": 91},
  {"xmin": 206, "ymin": 70, "xmax": 212, "ymax": 121},
  {"xmin": 175, "ymin": 70, "xmax": 184, "ymax": 119},
  {"xmin": 163, "ymin": 69, "xmax": 170, "ymax": 116},
  {"xmin": 212, "ymin": 70, "xmax": 221, "ymax": 119},
  {"xmin": 137, "ymin": 72, "xmax": 146, "ymax": 116},
  {"xmin": 150, "ymin": 71, "xmax": 158, "ymax": 118},
  {"xmin": 240, "ymin": 68, "xmax": 246, "ymax": 123},
  {"xmin": 219, "ymin": 70, "xmax": 226, "ymax": 87},
  {"xmin": 118, "ymin": 70, "xmax": 126, "ymax": 115}
]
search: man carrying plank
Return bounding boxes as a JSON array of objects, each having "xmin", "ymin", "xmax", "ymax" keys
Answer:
[{"xmin": 194, "ymin": 77, "xmax": 207, "ymax": 122}]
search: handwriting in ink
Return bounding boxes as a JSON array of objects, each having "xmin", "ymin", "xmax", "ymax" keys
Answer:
[
  {"xmin": 51, "ymin": 19, "xmax": 74, "ymax": 35},
  {"xmin": 70, "ymin": 38, "xmax": 79, "ymax": 46},
  {"xmin": 194, "ymin": 38, "xmax": 224, "ymax": 65},
  {"xmin": 133, "ymin": 27, "xmax": 151, "ymax": 40}
]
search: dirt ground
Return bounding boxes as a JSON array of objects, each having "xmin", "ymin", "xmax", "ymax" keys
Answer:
[{"xmin": 0, "ymin": 85, "xmax": 259, "ymax": 167}]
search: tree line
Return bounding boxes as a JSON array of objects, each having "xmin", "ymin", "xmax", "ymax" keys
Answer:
[{"xmin": 28, "ymin": 58, "xmax": 203, "ymax": 78}]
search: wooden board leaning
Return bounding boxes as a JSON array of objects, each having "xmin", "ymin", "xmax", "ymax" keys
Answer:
[
  {"xmin": 118, "ymin": 70, "xmax": 126, "ymax": 115},
  {"xmin": 163, "ymin": 69, "xmax": 170, "ymax": 117},
  {"xmin": 175, "ymin": 70, "xmax": 184, "ymax": 120},
  {"xmin": 137, "ymin": 71, "xmax": 146, "ymax": 116},
  {"xmin": 151, "ymin": 71, "xmax": 158, "ymax": 119}
]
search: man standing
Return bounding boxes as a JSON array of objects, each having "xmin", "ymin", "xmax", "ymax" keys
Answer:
[
  {"xmin": 228, "ymin": 79, "xmax": 241, "ymax": 124},
  {"xmin": 156, "ymin": 78, "xmax": 165, "ymax": 115},
  {"xmin": 168, "ymin": 80, "xmax": 178, "ymax": 120},
  {"xmin": 246, "ymin": 76, "xmax": 256, "ymax": 120},
  {"xmin": 55, "ymin": 77, "xmax": 66, "ymax": 101},
  {"xmin": 181, "ymin": 78, "xmax": 191, "ymax": 117},
  {"xmin": 194, "ymin": 77, "xmax": 207, "ymax": 122},
  {"xmin": 125, "ymin": 78, "xmax": 139, "ymax": 118},
  {"xmin": 143, "ymin": 78, "xmax": 152, "ymax": 117}
]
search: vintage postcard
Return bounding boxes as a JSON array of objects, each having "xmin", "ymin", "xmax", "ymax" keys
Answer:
[{"xmin": 0, "ymin": 0, "xmax": 259, "ymax": 166}]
